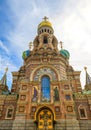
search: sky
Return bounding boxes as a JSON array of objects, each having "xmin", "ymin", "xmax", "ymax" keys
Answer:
[{"xmin": 0, "ymin": 0, "xmax": 91, "ymax": 90}]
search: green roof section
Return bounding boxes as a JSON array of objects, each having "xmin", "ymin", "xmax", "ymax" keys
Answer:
[
  {"xmin": 83, "ymin": 90, "xmax": 91, "ymax": 94},
  {"xmin": 60, "ymin": 49, "xmax": 70, "ymax": 59}
]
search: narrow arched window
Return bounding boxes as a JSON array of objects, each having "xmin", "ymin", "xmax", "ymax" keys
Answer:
[
  {"xmin": 78, "ymin": 105, "xmax": 87, "ymax": 119},
  {"xmin": 80, "ymin": 108, "xmax": 86, "ymax": 118},
  {"xmin": 43, "ymin": 36, "xmax": 48, "ymax": 44},
  {"xmin": 41, "ymin": 76, "xmax": 50, "ymax": 101},
  {"xmin": 5, "ymin": 106, "xmax": 14, "ymax": 119}
]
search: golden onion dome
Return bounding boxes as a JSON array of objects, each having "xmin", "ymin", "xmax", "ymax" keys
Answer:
[
  {"xmin": 38, "ymin": 16, "xmax": 53, "ymax": 29},
  {"xmin": 38, "ymin": 21, "xmax": 52, "ymax": 29}
]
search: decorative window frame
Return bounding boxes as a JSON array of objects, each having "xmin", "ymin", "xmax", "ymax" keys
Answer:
[
  {"xmin": 30, "ymin": 65, "xmax": 60, "ymax": 82},
  {"xmin": 34, "ymin": 68, "xmax": 57, "ymax": 81},
  {"xmin": 64, "ymin": 85, "xmax": 69, "ymax": 90},
  {"xmin": 40, "ymin": 75, "xmax": 51, "ymax": 102},
  {"xmin": 20, "ymin": 94, "xmax": 26, "ymax": 101},
  {"xmin": 18, "ymin": 106, "xmax": 25, "ymax": 112},
  {"xmin": 39, "ymin": 73, "xmax": 52, "ymax": 82},
  {"xmin": 55, "ymin": 106, "xmax": 60, "ymax": 112},
  {"xmin": 22, "ymin": 85, "xmax": 27, "ymax": 90},
  {"xmin": 67, "ymin": 106, "xmax": 73, "ymax": 112},
  {"xmin": 78, "ymin": 105, "xmax": 87, "ymax": 119},
  {"xmin": 65, "ymin": 94, "xmax": 71, "ymax": 100},
  {"xmin": 5, "ymin": 105, "xmax": 14, "ymax": 119}
]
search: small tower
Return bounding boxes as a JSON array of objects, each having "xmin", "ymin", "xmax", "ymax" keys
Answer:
[
  {"xmin": 33, "ymin": 16, "xmax": 58, "ymax": 54},
  {"xmin": 0, "ymin": 68, "xmax": 9, "ymax": 93},
  {"xmin": 84, "ymin": 67, "xmax": 91, "ymax": 90}
]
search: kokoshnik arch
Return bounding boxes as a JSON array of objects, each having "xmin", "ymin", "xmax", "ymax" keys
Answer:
[{"xmin": 0, "ymin": 17, "xmax": 91, "ymax": 130}]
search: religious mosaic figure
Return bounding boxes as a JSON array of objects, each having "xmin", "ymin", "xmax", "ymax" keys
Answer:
[
  {"xmin": 54, "ymin": 87, "xmax": 59, "ymax": 101},
  {"xmin": 32, "ymin": 87, "xmax": 38, "ymax": 102}
]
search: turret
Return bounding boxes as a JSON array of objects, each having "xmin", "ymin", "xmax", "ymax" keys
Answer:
[
  {"xmin": 84, "ymin": 67, "xmax": 91, "ymax": 91},
  {"xmin": 32, "ymin": 16, "xmax": 58, "ymax": 54},
  {"xmin": 0, "ymin": 68, "xmax": 9, "ymax": 94}
]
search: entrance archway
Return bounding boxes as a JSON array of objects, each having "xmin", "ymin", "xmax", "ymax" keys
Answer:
[{"xmin": 36, "ymin": 107, "xmax": 55, "ymax": 130}]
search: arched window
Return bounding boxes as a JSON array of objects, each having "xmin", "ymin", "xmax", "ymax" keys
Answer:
[
  {"xmin": 78, "ymin": 105, "xmax": 87, "ymax": 119},
  {"xmin": 80, "ymin": 108, "xmax": 86, "ymax": 117},
  {"xmin": 41, "ymin": 76, "xmax": 50, "ymax": 101},
  {"xmin": 5, "ymin": 106, "xmax": 14, "ymax": 119},
  {"xmin": 43, "ymin": 36, "xmax": 48, "ymax": 44}
]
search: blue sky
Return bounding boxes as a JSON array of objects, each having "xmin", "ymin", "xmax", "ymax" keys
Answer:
[{"xmin": 0, "ymin": 0, "xmax": 91, "ymax": 89}]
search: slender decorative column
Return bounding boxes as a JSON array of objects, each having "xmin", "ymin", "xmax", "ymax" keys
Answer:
[
  {"xmin": 38, "ymin": 84, "xmax": 41, "ymax": 103},
  {"xmin": 51, "ymin": 85, "xmax": 53, "ymax": 103}
]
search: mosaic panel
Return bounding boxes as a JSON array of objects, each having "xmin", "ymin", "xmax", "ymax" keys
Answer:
[{"xmin": 34, "ymin": 67, "xmax": 57, "ymax": 81}]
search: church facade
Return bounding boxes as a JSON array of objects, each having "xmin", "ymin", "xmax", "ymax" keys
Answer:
[{"xmin": 0, "ymin": 17, "xmax": 91, "ymax": 130}]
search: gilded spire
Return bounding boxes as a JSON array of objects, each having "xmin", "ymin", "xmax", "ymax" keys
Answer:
[
  {"xmin": 0, "ymin": 67, "xmax": 8, "ymax": 86},
  {"xmin": 84, "ymin": 66, "xmax": 91, "ymax": 86}
]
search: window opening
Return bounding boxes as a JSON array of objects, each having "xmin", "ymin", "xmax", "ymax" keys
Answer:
[
  {"xmin": 80, "ymin": 108, "xmax": 86, "ymax": 118},
  {"xmin": 43, "ymin": 36, "xmax": 48, "ymax": 44},
  {"xmin": 41, "ymin": 76, "xmax": 50, "ymax": 101}
]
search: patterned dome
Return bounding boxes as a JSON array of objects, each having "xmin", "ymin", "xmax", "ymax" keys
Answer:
[
  {"xmin": 60, "ymin": 49, "xmax": 70, "ymax": 59},
  {"xmin": 38, "ymin": 16, "xmax": 53, "ymax": 30},
  {"xmin": 38, "ymin": 20, "xmax": 52, "ymax": 29},
  {"xmin": 22, "ymin": 50, "xmax": 30, "ymax": 60}
]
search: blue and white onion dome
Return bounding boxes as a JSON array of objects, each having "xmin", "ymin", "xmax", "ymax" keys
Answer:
[{"xmin": 22, "ymin": 50, "xmax": 30, "ymax": 60}]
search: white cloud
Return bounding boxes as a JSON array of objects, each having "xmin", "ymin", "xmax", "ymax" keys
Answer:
[
  {"xmin": 50, "ymin": 0, "xmax": 91, "ymax": 87},
  {"xmin": 0, "ymin": 40, "xmax": 9, "ymax": 54},
  {"xmin": 5, "ymin": 0, "xmax": 50, "ymax": 58}
]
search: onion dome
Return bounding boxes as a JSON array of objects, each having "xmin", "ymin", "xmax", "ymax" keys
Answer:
[
  {"xmin": 38, "ymin": 20, "xmax": 52, "ymax": 29},
  {"xmin": 37, "ymin": 16, "xmax": 54, "ymax": 34},
  {"xmin": 22, "ymin": 50, "xmax": 30, "ymax": 60},
  {"xmin": 60, "ymin": 49, "xmax": 70, "ymax": 59}
]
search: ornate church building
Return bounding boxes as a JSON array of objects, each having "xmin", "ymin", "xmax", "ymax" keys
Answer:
[{"xmin": 0, "ymin": 17, "xmax": 91, "ymax": 130}]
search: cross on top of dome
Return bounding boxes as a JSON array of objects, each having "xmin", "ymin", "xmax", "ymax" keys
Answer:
[
  {"xmin": 43, "ymin": 16, "xmax": 49, "ymax": 21},
  {"xmin": 60, "ymin": 41, "xmax": 63, "ymax": 49}
]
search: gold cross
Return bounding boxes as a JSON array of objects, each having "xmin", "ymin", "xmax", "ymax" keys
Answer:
[
  {"xmin": 60, "ymin": 41, "xmax": 63, "ymax": 49},
  {"xmin": 43, "ymin": 16, "xmax": 48, "ymax": 21}
]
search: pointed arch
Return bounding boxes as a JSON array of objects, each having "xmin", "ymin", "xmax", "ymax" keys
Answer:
[
  {"xmin": 78, "ymin": 104, "xmax": 87, "ymax": 119},
  {"xmin": 34, "ymin": 105, "xmax": 56, "ymax": 121}
]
